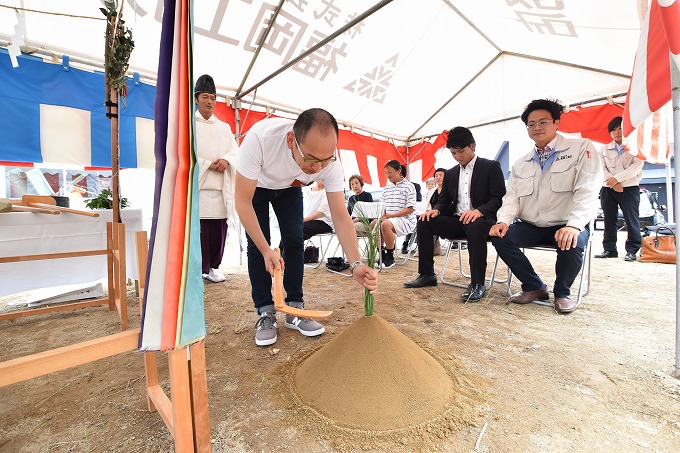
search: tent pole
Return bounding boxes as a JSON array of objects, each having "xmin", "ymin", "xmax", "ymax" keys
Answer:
[
  {"xmin": 233, "ymin": 99, "xmax": 244, "ymax": 267},
  {"xmin": 671, "ymin": 57, "xmax": 679, "ymax": 379},
  {"xmin": 235, "ymin": 0, "xmax": 285, "ymax": 97},
  {"xmin": 666, "ymin": 160, "xmax": 673, "ymax": 221},
  {"xmin": 405, "ymin": 144, "xmax": 410, "ymax": 180},
  {"xmin": 236, "ymin": 0, "xmax": 394, "ymax": 100}
]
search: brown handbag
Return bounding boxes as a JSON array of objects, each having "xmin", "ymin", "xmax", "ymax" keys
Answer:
[{"xmin": 640, "ymin": 226, "xmax": 676, "ymax": 264}]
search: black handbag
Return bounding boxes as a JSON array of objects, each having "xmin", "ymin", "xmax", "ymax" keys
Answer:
[
  {"xmin": 303, "ymin": 245, "xmax": 319, "ymax": 263},
  {"xmin": 326, "ymin": 257, "xmax": 349, "ymax": 271}
]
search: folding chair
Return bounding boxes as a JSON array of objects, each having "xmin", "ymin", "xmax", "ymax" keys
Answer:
[
  {"xmin": 322, "ymin": 201, "xmax": 385, "ymax": 277},
  {"xmin": 504, "ymin": 220, "xmax": 594, "ymax": 309},
  {"xmin": 439, "ymin": 238, "xmax": 507, "ymax": 289},
  {"xmin": 303, "ymin": 231, "xmax": 338, "ymax": 269},
  {"xmin": 395, "ymin": 229, "xmax": 417, "ymax": 265}
]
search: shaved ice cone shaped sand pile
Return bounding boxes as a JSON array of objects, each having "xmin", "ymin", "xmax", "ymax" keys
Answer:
[{"xmin": 274, "ymin": 314, "xmax": 490, "ymax": 450}]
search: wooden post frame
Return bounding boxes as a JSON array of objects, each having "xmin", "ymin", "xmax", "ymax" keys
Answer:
[
  {"xmin": 0, "ymin": 329, "xmax": 140, "ymax": 387},
  {"xmin": 0, "ymin": 222, "xmax": 128, "ymax": 329},
  {"xmin": 0, "ymin": 333, "xmax": 212, "ymax": 452},
  {"xmin": 137, "ymin": 227, "xmax": 211, "ymax": 451},
  {"xmin": 0, "ymin": 230, "xmax": 212, "ymax": 452},
  {"xmin": 143, "ymin": 343, "xmax": 211, "ymax": 452}
]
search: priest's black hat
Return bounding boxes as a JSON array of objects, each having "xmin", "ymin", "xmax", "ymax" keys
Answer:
[{"xmin": 195, "ymin": 74, "xmax": 216, "ymax": 96}]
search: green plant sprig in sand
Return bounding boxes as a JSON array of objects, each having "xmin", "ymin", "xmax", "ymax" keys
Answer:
[{"xmin": 355, "ymin": 206, "xmax": 382, "ymax": 317}]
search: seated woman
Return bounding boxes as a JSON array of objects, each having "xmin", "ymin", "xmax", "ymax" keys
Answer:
[
  {"xmin": 425, "ymin": 168, "xmax": 447, "ymax": 255},
  {"xmin": 424, "ymin": 177, "xmax": 437, "ymax": 209},
  {"xmin": 347, "ymin": 174, "xmax": 373, "ymax": 216},
  {"xmin": 303, "ymin": 187, "xmax": 333, "ymax": 240},
  {"xmin": 303, "ymin": 180, "xmax": 326, "ymax": 218},
  {"xmin": 376, "ymin": 160, "xmax": 416, "ymax": 269},
  {"xmin": 282, "ymin": 180, "xmax": 329, "ymax": 256}
]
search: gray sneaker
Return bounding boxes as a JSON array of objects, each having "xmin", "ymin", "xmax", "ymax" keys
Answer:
[
  {"xmin": 285, "ymin": 315, "xmax": 325, "ymax": 337},
  {"xmin": 255, "ymin": 312, "xmax": 277, "ymax": 346}
]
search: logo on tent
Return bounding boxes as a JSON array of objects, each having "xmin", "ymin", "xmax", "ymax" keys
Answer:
[{"xmin": 344, "ymin": 54, "xmax": 398, "ymax": 104}]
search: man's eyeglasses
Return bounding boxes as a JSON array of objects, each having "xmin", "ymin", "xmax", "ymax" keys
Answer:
[
  {"xmin": 293, "ymin": 135, "xmax": 337, "ymax": 165},
  {"xmin": 526, "ymin": 120, "xmax": 554, "ymax": 130}
]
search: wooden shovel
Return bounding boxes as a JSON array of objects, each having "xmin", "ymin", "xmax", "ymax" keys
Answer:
[
  {"xmin": 273, "ymin": 248, "xmax": 332, "ymax": 319},
  {"xmin": 28, "ymin": 202, "xmax": 100, "ymax": 217},
  {"xmin": 10, "ymin": 204, "xmax": 61, "ymax": 215},
  {"xmin": 21, "ymin": 195, "xmax": 58, "ymax": 206},
  {"xmin": 21, "ymin": 195, "xmax": 100, "ymax": 217},
  {"xmin": 2, "ymin": 197, "xmax": 60, "ymax": 214}
]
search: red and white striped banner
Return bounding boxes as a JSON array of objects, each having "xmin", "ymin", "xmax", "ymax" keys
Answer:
[
  {"xmin": 624, "ymin": 104, "xmax": 671, "ymax": 164},
  {"xmin": 623, "ymin": 0, "xmax": 680, "ymax": 141}
]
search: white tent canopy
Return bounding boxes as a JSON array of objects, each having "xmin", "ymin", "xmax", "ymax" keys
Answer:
[{"xmin": 0, "ymin": 0, "xmax": 642, "ymax": 145}]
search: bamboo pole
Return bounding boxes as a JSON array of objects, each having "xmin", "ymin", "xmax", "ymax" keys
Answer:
[
  {"xmin": 104, "ymin": 8, "xmax": 121, "ymax": 226},
  {"xmin": 110, "ymin": 86, "xmax": 120, "ymax": 225}
]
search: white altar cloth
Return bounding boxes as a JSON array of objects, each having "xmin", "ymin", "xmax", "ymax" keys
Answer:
[{"xmin": 0, "ymin": 209, "xmax": 144, "ymax": 297}]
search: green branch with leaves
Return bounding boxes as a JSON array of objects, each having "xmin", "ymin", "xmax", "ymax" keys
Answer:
[{"xmin": 101, "ymin": 0, "xmax": 134, "ymax": 98}]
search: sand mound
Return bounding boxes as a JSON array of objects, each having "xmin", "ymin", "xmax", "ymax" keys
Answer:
[{"xmin": 294, "ymin": 314, "xmax": 454, "ymax": 430}]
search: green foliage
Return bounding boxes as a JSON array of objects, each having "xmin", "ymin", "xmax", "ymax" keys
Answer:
[
  {"xmin": 84, "ymin": 188, "xmax": 129, "ymax": 210},
  {"xmin": 355, "ymin": 207, "xmax": 383, "ymax": 317},
  {"xmin": 101, "ymin": 0, "xmax": 135, "ymax": 96}
]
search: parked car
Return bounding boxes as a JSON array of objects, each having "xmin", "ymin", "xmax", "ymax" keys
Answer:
[{"xmin": 594, "ymin": 188, "xmax": 666, "ymax": 231}]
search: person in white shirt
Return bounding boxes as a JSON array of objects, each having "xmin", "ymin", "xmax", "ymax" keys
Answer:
[
  {"xmin": 302, "ymin": 180, "xmax": 325, "ymax": 218},
  {"xmin": 194, "ymin": 74, "xmax": 238, "ymax": 283},
  {"xmin": 594, "ymin": 116, "xmax": 644, "ymax": 262},
  {"xmin": 490, "ymin": 99, "xmax": 602, "ymax": 314},
  {"xmin": 303, "ymin": 188, "xmax": 334, "ymax": 239},
  {"xmin": 235, "ymin": 108, "xmax": 378, "ymax": 346},
  {"xmin": 378, "ymin": 160, "xmax": 417, "ymax": 269}
]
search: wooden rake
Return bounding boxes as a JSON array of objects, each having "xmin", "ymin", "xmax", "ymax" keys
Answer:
[{"xmin": 273, "ymin": 248, "xmax": 332, "ymax": 319}]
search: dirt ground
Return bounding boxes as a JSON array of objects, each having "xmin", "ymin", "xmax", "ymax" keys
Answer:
[{"xmin": 1, "ymin": 230, "xmax": 679, "ymax": 452}]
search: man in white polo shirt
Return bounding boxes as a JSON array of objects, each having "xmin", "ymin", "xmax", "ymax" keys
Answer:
[{"xmin": 235, "ymin": 108, "xmax": 378, "ymax": 346}]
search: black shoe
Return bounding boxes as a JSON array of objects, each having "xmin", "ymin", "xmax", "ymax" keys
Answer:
[
  {"xmin": 595, "ymin": 250, "xmax": 618, "ymax": 258},
  {"xmin": 462, "ymin": 283, "xmax": 486, "ymax": 302},
  {"xmin": 404, "ymin": 274, "xmax": 438, "ymax": 288},
  {"xmin": 624, "ymin": 252, "xmax": 636, "ymax": 262},
  {"xmin": 461, "ymin": 283, "xmax": 474, "ymax": 299},
  {"xmin": 381, "ymin": 249, "xmax": 396, "ymax": 269}
]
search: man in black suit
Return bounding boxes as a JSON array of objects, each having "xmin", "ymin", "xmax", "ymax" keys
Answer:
[{"xmin": 404, "ymin": 126, "xmax": 506, "ymax": 302}]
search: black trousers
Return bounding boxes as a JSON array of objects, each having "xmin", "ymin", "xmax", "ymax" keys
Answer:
[
  {"xmin": 416, "ymin": 215, "xmax": 491, "ymax": 285},
  {"xmin": 303, "ymin": 220, "xmax": 332, "ymax": 240},
  {"xmin": 600, "ymin": 186, "xmax": 641, "ymax": 254}
]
